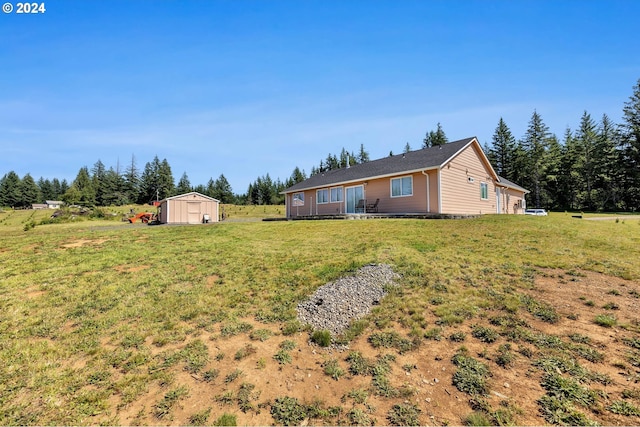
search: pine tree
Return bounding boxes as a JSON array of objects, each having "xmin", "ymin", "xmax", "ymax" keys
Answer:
[
  {"xmin": 357, "ymin": 144, "xmax": 370, "ymax": 163},
  {"xmin": 65, "ymin": 167, "xmax": 95, "ymax": 206},
  {"xmin": 38, "ymin": 178, "xmax": 55, "ymax": 202},
  {"xmin": 423, "ymin": 122, "xmax": 448, "ymax": 148},
  {"xmin": 123, "ymin": 155, "xmax": 139, "ymax": 205},
  {"xmin": 158, "ymin": 159, "xmax": 175, "ymax": 198},
  {"xmin": 488, "ymin": 118, "xmax": 517, "ymax": 180},
  {"xmin": 619, "ymin": 78, "xmax": 640, "ymax": 210},
  {"xmin": 19, "ymin": 173, "xmax": 41, "ymax": 207},
  {"xmin": 521, "ymin": 111, "xmax": 551, "ymax": 208},
  {"xmin": 594, "ymin": 114, "xmax": 621, "ymax": 210},
  {"xmin": 213, "ymin": 174, "xmax": 233, "ymax": 203},
  {"xmin": 92, "ymin": 160, "xmax": 107, "ymax": 206},
  {"xmin": 403, "ymin": 142, "xmax": 411, "ymax": 153},
  {"xmin": 176, "ymin": 172, "xmax": 192, "ymax": 194},
  {"xmin": 0, "ymin": 171, "xmax": 22, "ymax": 207},
  {"xmin": 574, "ymin": 111, "xmax": 598, "ymax": 210}
]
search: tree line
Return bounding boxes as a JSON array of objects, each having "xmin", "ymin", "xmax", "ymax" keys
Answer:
[{"xmin": 2, "ymin": 79, "xmax": 640, "ymax": 211}]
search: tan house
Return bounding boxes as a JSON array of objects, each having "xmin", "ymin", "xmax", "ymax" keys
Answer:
[
  {"xmin": 158, "ymin": 192, "xmax": 220, "ymax": 224},
  {"xmin": 282, "ymin": 137, "xmax": 529, "ymax": 218}
]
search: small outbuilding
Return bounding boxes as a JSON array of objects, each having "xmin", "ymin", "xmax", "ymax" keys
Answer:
[{"xmin": 158, "ymin": 192, "xmax": 220, "ymax": 224}]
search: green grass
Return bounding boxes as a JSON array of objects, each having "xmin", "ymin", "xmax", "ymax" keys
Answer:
[{"xmin": 1, "ymin": 209, "xmax": 640, "ymax": 424}]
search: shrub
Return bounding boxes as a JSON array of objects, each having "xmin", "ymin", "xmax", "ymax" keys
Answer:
[
  {"xmin": 608, "ymin": 400, "xmax": 640, "ymax": 416},
  {"xmin": 594, "ymin": 314, "xmax": 617, "ymax": 328},
  {"xmin": 323, "ymin": 359, "xmax": 344, "ymax": 380},
  {"xmin": 213, "ymin": 413, "xmax": 237, "ymax": 426},
  {"xmin": 311, "ymin": 330, "xmax": 332, "ymax": 347},
  {"xmin": 386, "ymin": 403, "xmax": 421, "ymax": 426},
  {"xmin": 452, "ymin": 350, "xmax": 491, "ymax": 395},
  {"xmin": 270, "ymin": 396, "xmax": 308, "ymax": 426},
  {"xmin": 449, "ymin": 331, "xmax": 467, "ymax": 342},
  {"xmin": 471, "ymin": 326, "xmax": 499, "ymax": 343}
]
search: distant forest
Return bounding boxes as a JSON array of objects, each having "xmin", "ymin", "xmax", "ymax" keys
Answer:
[{"xmin": 2, "ymin": 78, "xmax": 640, "ymax": 211}]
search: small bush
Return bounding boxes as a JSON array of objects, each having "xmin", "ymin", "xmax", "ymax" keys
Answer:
[
  {"xmin": 281, "ymin": 320, "xmax": 303, "ymax": 336},
  {"xmin": 273, "ymin": 349, "xmax": 292, "ymax": 365},
  {"xmin": 495, "ymin": 344, "xmax": 516, "ymax": 368},
  {"xmin": 270, "ymin": 396, "xmax": 308, "ymax": 426},
  {"xmin": 464, "ymin": 411, "xmax": 493, "ymax": 426},
  {"xmin": 452, "ymin": 350, "xmax": 491, "ymax": 395},
  {"xmin": 603, "ymin": 302, "xmax": 620, "ymax": 310},
  {"xmin": 386, "ymin": 403, "xmax": 421, "ymax": 426},
  {"xmin": 249, "ymin": 329, "xmax": 273, "ymax": 341},
  {"xmin": 449, "ymin": 331, "xmax": 467, "ymax": 342},
  {"xmin": 471, "ymin": 326, "xmax": 499, "ymax": 343},
  {"xmin": 311, "ymin": 330, "xmax": 332, "ymax": 347},
  {"xmin": 323, "ymin": 359, "xmax": 344, "ymax": 380},
  {"xmin": 213, "ymin": 413, "xmax": 237, "ymax": 426},
  {"xmin": 594, "ymin": 314, "xmax": 617, "ymax": 328},
  {"xmin": 608, "ymin": 400, "xmax": 640, "ymax": 416}
]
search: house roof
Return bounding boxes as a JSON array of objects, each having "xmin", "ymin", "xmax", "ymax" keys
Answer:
[
  {"xmin": 283, "ymin": 137, "xmax": 491, "ymax": 193},
  {"xmin": 160, "ymin": 192, "xmax": 220, "ymax": 202},
  {"xmin": 496, "ymin": 176, "xmax": 530, "ymax": 193}
]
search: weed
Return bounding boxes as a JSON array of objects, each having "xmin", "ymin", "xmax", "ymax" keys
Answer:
[
  {"xmin": 464, "ymin": 411, "xmax": 493, "ymax": 426},
  {"xmin": 386, "ymin": 403, "xmax": 421, "ymax": 426},
  {"xmin": 347, "ymin": 408, "xmax": 373, "ymax": 426},
  {"xmin": 608, "ymin": 400, "xmax": 640, "ymax": 416},
  {"xmin": 520, "ymin": 294, "xmax": 559, "ymax": 323},
  {"xmin": 220, "ymin": 321, "xmax": 253, "ymax": 337},
  {"xmin": 495, "ymin": 343, "xmax": 516, "ymax": 368},
  {"xmin": 537, "ymin": 395, "xmax": 598, "ymax": 426},
  {"xmin": 568, "ymin": 333, "xmax": 591, "ymax": 344},
  {"xmin": 182, "ymin": 340, "xmax": 210, "ymax": 373},
  {"xmin": 237, "ymin": 382, "xmax": 259, "ymax": 413},
  {"xmin": 273, "ymin": 349, "xmax": 292, "ymax": 365},
  {"xmin": 281, "ymin": 320, "xmax": 303, "ymax": 335},
  {"xmin": 153, "ymin": 385, "xmax": 189, "ymax": 420},
  {"xmin": 188, "ymin": 407, "xmax": 211, "ymax": 425},
  {"xmin": 346, "ymin": 351, "xmax": 373, "ymax": 376},
  {"xmin": 344, "ymin": 388, "xmax": 369, "ymax": 404},
  {"xmin": 249, "ymin": 328, "xmax": 273, "ymax": 341},
  {"xmin": 471, "ymin": 326, "xmax": 499, "ymax": 343},
  {"xmin": 540, "ymin": 372, "xmax": 599, "ymax": 406},
  {"xmin": 571, "ymin": 345, "xmax": 605, "ymax": 363},
  {"xmin": 452, "ymin": 349, "xmax": 491, "ymax": 396},
  {"xmin": 594, "ymin": 314, "xmax": 617, "ymax": 328},
  {"xmin": 270, "ymin": 396, "xmax": 308, "ymax": 426},
  {"xmin": 234, "ymin": 343, "xmax": 257, "ymax": 360},
  {"xmin": 584, "ymin": 300, "xmax": 595, "ymax": 307},
  {"xmin": 623, "ymin": 337, "xmax": 640, "ymax": 349},
  {"xmin": 224, "ymin": 369, "xmax": 243, "ymax": 383},
  {"xmin": 323, "ymin": 358, "xmax": 345, "ymax": 380},
  {"xmin": 621, "ymin": 388, "xmax": 640, "ymax": 399},
  {"xmin": 279, "ymin": 340, "xmax": 297, "ymax": 351},
  {"xmin": 424, "ymin": 327, "xmax": 443, "ymax": 341},
  {"xmin": 213, "ymin": 413, "xmax": 237, "ymax": 426},
  {"xmin": 368, "ymin": 331, "xmax": 416, "ymax": 353},
  {"xmin": 256, "ymin": 357, "xmax": 266, "ymax": 369},
  {"xmin": 603, "ymin": 302, "xmax": 620, "ymax": 310},
  {"xmin": 449, "ymin": 331, "xmax": 467, "ymax": 342},
  {"xmin": 311, "ymin": 329, "xmax": 332, "ymax": 347},
  {"xmin": 203, "ymin": 369, "xmax": 219, "ymax": 382},
  {"xmin": 607, "ymin": 289, "xmax": 621, "ymax": 296}
]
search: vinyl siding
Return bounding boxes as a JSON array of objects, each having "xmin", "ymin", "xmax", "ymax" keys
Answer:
[
  {"xmin": 160, "ymin": 193, "xmax": 219, "ymax": 224},
  {"xmin": 440, "ymin": 143, "xmax": 497, "ymax": 214}
]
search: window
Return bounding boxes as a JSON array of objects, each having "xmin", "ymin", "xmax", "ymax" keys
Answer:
[
  {"xmin": 292, "ymin": 192, "xmax": 304, "ymax": 206},
  {"xmin": 391, "ymin": 176, "xmax": 413, "ymax": 197},
  {"xmin": 480, "ymin": 182, "xmax": 488, "ymax": 200},
  {"xmin": 316, "ymin": 189, "xmax": 329, "ymax": 204},
  {"xmin": 330, "ymin": 187, "xmax": 343, "ymax": 203}
]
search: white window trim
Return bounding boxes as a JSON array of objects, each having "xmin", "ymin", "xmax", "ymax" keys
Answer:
[
  {"xmin": 390, "ymin": 175, "xmax": 413, "ymax": 198},
  {"xmin": 316, "ymin": 188, "xmax": 329, "ymax": 204},
  {"xmin": 330, "ymin": 186, "xmax": 343, "ymax": 203},
  {"xmin": 480, "ymin": 182, "xmax": 489, "ymax": 200}
]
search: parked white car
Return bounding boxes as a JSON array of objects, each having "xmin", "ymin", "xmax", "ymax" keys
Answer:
[{"xmin": 525, "ymin": 209, "xmax": 548, "ymax": 216}]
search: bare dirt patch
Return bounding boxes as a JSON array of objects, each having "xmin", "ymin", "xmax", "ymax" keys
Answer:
[
  {"xmin": 61, "ymin": 238, "xmax": 109, "ymax": 249},
  {"xmin": 93, "ymin": 269, "xmax": 640, "ymax": 426}
]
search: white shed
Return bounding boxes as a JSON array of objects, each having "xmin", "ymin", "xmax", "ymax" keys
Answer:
[{"xmin": 158, "ymin": 192, "xmax": 219, "ymax": 224}]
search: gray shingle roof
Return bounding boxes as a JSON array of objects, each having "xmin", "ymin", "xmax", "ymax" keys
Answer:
[
  {"xmin": 283, "ymin": 137, "xmax": 478, "ymax": 193},
  {"xmin": 496, "ymin": 176, "xmax": 530, "ymax": 193}
]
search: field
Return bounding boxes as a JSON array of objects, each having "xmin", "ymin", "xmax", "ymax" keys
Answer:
[{"xmin": 1, "ymin": 207, "xmax": 640, "ymax": 425}]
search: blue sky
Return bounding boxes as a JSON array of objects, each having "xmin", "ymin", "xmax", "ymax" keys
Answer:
[{"xmin": 1, "ymin": 0, "xmax": 639, "ymax": 193}]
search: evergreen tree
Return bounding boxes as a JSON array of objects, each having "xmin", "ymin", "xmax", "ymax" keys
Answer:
[
  {"xmin": 19, "ymin": 173, "xmax": 41, "ymax": 207},
  {"xmin": 520, "ymin": 110, "xmax": 551, "ymax": 208},
  {"xmin": 92, "ymin": 160, "xmax": 107, "ymax": 206},
  {"xmin": 176, "ymin": 172, "xmax": 192, "ymax": 194},
  {"xmin": 487, "ymin": 118, "xmax": 517, "ymax": 180},
  {"xmin": 0, "ymin": 171, "xmax": 22, "ymax": 207},
  {"xmin": 213, "ymin": 174, "xmax": 234, "ymax": 203},
  {"xmin": 38, "ymin": 178, "xmax": 55, "ymax": 202},
  {"xmin": 102, "ymin": 167, "xmax": 128, "ymax": 206},
  {"xmin": 64, "ymin": 167, "xmax": 95, "ymax": 206},
  {"xmin": 619, "ymin": 78, "xmax": 640, "ymax": 210},
  {"xmin": 594, "ymin": 114, "xmax": 622, "ymax": 210},
  {"xmin": 357, "ymin": 143, "xmax": 370, "ymax": 163},
  {"xmin": 205, "ymin": 178, "xmax": 216, "ymax": 198},
  {"xmin": 403, "ymin": 142, "xmax": 412, "ymax": 153},
  {"xmin": 573, "ymin": 111, "xmax": 598, "ymax": 210},
  {"xmin": 422, "ymin": 122, "xmax": 448, "ymax": 148},
  {"xmin": 285, "ymin": 167, "xmax": 306, "ymax": 188},
  {"xmin": 158, "ymin": 159, "xmax": 175, "ymax": 198},
  {"xmin": 123, "ymin": 154, "xmax": 139, "ymax": 205}
]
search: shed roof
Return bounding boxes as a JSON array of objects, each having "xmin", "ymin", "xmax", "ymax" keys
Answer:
[
  {"xmin": 160, "ymin": 192, "xmax": 220, "ymax": 202},
  {"xmin": 283, "ymin": 137, "xmax": 494, "ymax": 193}
]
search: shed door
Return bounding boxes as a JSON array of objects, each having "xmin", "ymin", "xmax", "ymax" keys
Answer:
[{"xmin": 187, "ymin": 202, "xmax": 201, "ymax": 224}]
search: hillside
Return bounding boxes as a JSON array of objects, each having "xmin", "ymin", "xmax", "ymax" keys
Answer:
[{"xmin": 1, "ymin": 209, "xmax": 640, "ymax": 425}]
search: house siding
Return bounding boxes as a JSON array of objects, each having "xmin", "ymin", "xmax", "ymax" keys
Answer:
[
  {"xmin": 498, "ymin": 187, "xmax": 526, "ymax": 214},
  {"xmin": 440, "ymin": 143, "xmax": 497, "ymax": 214}
]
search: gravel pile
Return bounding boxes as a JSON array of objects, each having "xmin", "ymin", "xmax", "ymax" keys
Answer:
[{"xmin": 296, "ymin": 264, "xmax": 400, "ymax": 336}]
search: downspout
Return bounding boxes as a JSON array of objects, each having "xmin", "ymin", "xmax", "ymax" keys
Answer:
[
  {"xmin": 436, "ymin": 169, "xmax": 442, "ymax": 214},
  {"xmin": 422, "ymin": 170, "xmax": 430, "ymax": 213}
]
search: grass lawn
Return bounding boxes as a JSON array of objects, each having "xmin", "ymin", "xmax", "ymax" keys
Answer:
[{"xmin": 1, "ymin": 208, "xmax": 639, "ymax": 425}]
